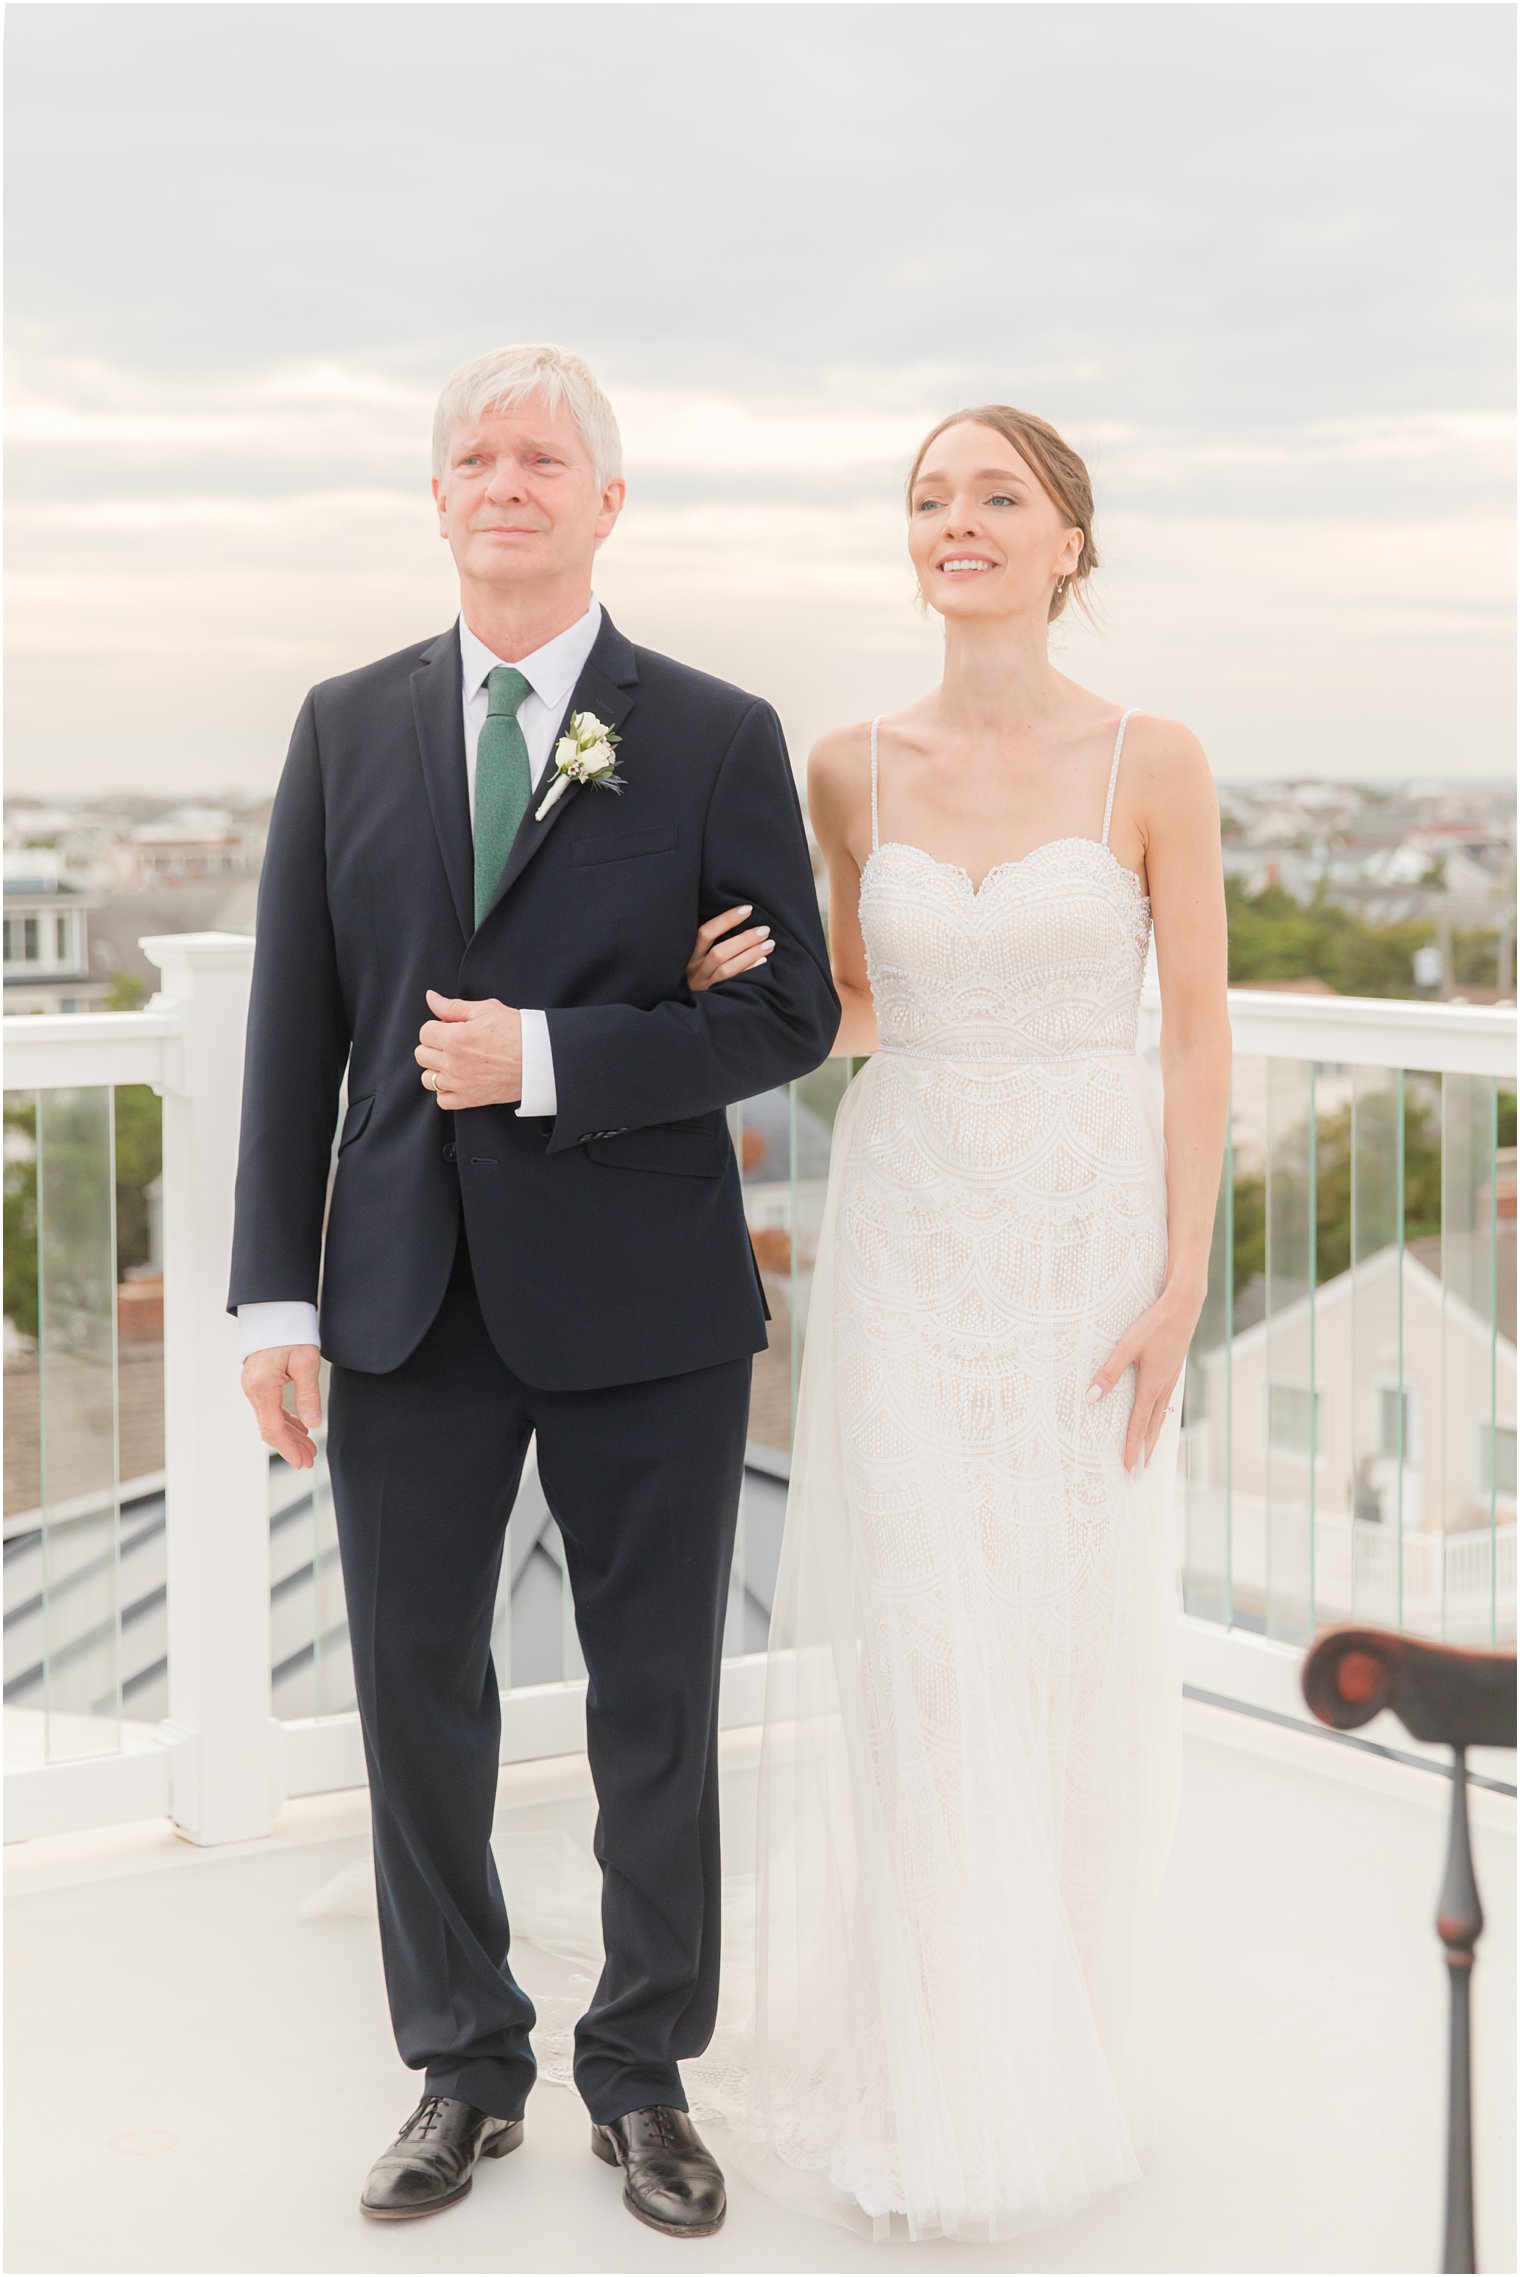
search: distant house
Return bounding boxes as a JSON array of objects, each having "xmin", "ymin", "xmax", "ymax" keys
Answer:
[
  {"xmin": 1189, "ymin": 1237, "xmax": 1517, "ymax": 1537},
  {"xmin": 1360, "ymin": 841, "xmax": 1442, "ymax": 889},
  {"xmin": 1223, "ymin": 846, "xmax": 1330, "ymax": 902},
  {"xmin": 2, "ymin": 851, "xmax": 110, "ymax": 1014},
  {"xmin": 83, "ymin": 876, "xmax": 261, "ymax": 997},
  {"xmin": 1437, "ymin": 840, "xmax": 1513, "ymax": 899},
  {"xmin": 104, "ymin": 806, "xmax": 265, "ymax": 889}
]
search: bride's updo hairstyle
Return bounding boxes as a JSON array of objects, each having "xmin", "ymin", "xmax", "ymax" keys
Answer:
[{"xmin": 905, "ymin": 405, "xmax": 1101, "ymax": 628}]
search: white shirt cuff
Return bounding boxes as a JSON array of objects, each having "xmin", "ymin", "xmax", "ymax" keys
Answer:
[
  {"xmin": 238, "ymin": 1300, "xmax": 322, "ymax": 1361},
  {"xmin": 516, "ymin": 1008, "xmax": 557, "ymax": 1117}
]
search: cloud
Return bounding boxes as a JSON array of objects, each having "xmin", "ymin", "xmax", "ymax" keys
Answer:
[
  {"xmin": 9, "ymin": 345, "xmax": 1513, "ymax": 506},
  {"xmin": 2, "ymin": 5, "xmax": 1512, "ymax": 795}
]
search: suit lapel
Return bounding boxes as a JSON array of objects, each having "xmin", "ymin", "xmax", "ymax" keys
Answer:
[
  {"xmin": 410, "ymin": 622, "xmax": 475, "ymax": 946},
  {"xmin": 475, "ymin": 608, "xmax": 640, "ymax": 930}
]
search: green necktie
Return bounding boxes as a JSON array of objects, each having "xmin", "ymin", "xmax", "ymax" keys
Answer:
[{"xmin": 473, "ymin": 665, "xmax": 534, "ymax": 926}]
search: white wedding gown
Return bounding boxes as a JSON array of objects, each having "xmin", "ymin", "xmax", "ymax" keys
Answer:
[{"xmin": 302, "ymin": 706, "xmax": 1186, "ymax": 2247}]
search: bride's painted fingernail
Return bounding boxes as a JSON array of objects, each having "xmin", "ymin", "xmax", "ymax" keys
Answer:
[{"xmin": 1086, "ymin": 1381, "xmax": 1104, "ymax": 1402}]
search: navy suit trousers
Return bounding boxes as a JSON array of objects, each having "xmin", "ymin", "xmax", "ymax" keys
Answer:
[{"xmin": 326, "ymin": 1216, "xmax": 752, "ymax": 2124}]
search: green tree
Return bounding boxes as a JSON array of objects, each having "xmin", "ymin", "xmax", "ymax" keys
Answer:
[
  {"xmin": 2, "ymin": 1083, "xmax": 162, "ymax": 1345},
  {"xmin": 1451, "ymin": 926, "xmax": 1501, "ymax": 986},
  {"xmin": 113, "ymin": 1084, "xmax": 163, "ymax": 1278},
  {"xmin": 1227, "ymin": 878, "xmax": 1432, "ymax": 996},
  {"xmin": 103, "ymin": 970, "xmax": 149, "ymax": 1011},
  {"xmin": 3, "ymin": 1096, "xmax": 38, "ymax": 1345},
  {"xmin": 1229, "ymin": 1083, "xmax": 1491, "ymax": 1304}
]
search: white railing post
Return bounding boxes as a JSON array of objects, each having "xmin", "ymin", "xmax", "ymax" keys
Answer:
[{"xmin": 140, "ymin": 931, "xmax": 282, "ymax": 1845}]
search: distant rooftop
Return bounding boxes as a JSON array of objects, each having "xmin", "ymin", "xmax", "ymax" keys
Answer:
[{"xmin": 2, "ymin": 849, "xmax": 88, "ymax": 899}]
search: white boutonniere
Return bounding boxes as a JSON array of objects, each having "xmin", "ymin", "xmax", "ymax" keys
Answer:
[{"xmin": 535, "ymin": 711, "xmax": 625, "ymax": 820}]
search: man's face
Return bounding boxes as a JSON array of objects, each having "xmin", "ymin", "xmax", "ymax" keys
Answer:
[{"xmin": 432, "ymin": 394, "xmax": 624, "ymax": 591}]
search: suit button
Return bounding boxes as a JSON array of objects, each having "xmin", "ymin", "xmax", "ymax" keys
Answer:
[{"xmin": 442, "ymin": 1141, "xmax": 457, "ymax": 1162}]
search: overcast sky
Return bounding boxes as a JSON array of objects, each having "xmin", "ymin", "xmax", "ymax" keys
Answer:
[{"xmin": 4, "ymin": 1, "xmax": 1514, "ymax": 799}]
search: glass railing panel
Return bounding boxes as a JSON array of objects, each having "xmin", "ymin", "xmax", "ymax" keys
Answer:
[
  {"xmin": 1342, "ymin": 1064, "xmax": 1408, "ymax": 1632},
  {"xmin": 3, "ymin": 1089, "xmax": 45, "ymax": 1768},
  {"xmin": 722, "ymin": 1090, "xmax": 752, "ymax": 1662},
  {"xmin": 1499, "ymin": 1099, "xmax": 1518, "ymax": 1645},
  {"xmin": 34, "ymin": 1085, "xmax": 123, "ymax": 1761},
  {"xmin": 1181, "ymin": 1110, "xmax": 1234, "ymax": 1627},
  {"xmin": 787, "ymin": 1062, "xmax": 851, "ymax": 1419},
  {"xmin": 1219, "ymin": 1052, "xmax": 1269, "ymax": 1633},
  {"xmin": 1260, "ymin": 1056, "xmax": 1317, "ymax": 1646},
  {"xmin": 5, "ymin": 1083, "xmax": 167, "ymax": 1761},
  {"xmin": 111, "ymin": 1080, "xmax": 165, "ymax": 1525},
  {"xmin": 1437, "ymin": 1073, "xmax": 1513, "ymax": 1646},
  {"xmin": 268, "ymin": 1367, "xmax": 357, "ymax": 1722},
  {"xmin": 306, "ymin": 1375, "xmax": 358, "ymax": 1715},
  {"xmin": 111, "ymin": 1082, "xmax": 166, "ymax": 1735},
  {"xmin": 733, "ymin": 1083, "xmax": 801, "ymax": 1465},
  {"xmin": 718, "ymin": 1068, "xmax": 855, "ymax": 1659},
  {"xmin": 3, "ymin": 1091, "xmax": 46, "ymax": 1760}
]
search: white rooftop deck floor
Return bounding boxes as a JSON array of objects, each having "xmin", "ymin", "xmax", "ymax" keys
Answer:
[{"xmin": 4, "ymin": 1698, "xmax": 1515, "ymax": 2276}]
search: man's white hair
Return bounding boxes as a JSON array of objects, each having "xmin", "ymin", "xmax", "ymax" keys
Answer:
[{"xmin": 432, "ymin": 343, "xmax": 623, "ymax": 491}]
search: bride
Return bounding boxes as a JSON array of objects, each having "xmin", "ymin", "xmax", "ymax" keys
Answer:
[
  {"xmin": 305, "ymin": 401, "xmax": 1231, "ymax": 2246},
  {"xmin": 678, "ymin": 400, "xmax": 1231, "ymax": 2243}
]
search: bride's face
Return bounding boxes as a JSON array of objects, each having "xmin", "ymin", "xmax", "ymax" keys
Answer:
[{"xmin": 906, "ymin": 421, "xmax": 1079, "ymax": 623}]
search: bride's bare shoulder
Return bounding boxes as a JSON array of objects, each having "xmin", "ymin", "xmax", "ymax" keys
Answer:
[
  {"xmin": 808, "ymin": 718, "xmax": 873, "ymax": 779},
  {"xmin": 1122, "ymin": 711, "xmax": 1217, "ymax": 802},
  {"xmin": 807, "ymin": 720, "xmax": 874, "ymax": 836}
]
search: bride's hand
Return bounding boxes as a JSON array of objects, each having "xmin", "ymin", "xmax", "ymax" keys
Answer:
[
  {"xmin": 1087, "ymin": 1289, "xmax": 1199, "ymax": 1475},
  {"xmin": 686, "ymin": 904, "xmax": 775, "ymax": 993}
]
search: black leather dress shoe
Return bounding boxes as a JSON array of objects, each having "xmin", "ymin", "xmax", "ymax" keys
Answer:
[
  {"xmin": 359, "ymin": 2094, "xmax": 522, "ymax": 2220},
  {"xmin": 591, "ymin": 2105, "xmax": 727, "ymax": 2237}
]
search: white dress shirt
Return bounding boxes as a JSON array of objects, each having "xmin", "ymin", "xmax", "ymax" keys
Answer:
[{"xmin": 238, "ymin": 598, "xmax": 603, "ymax": 1359}]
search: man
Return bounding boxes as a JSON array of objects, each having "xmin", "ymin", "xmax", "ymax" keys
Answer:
[{"xmin": 229, "ymin": 342, "xmax": 840, "ymax": 2235}]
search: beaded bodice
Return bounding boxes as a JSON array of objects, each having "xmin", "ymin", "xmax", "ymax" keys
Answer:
[{"xmin": 859, "ymin": 711, "xmax": 1152, "ymax": 1063}]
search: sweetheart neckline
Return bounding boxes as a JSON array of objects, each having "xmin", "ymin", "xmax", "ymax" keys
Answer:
[{"xmin": 863, "ymin": 836, "xmax": 1151, "ymax": 905}]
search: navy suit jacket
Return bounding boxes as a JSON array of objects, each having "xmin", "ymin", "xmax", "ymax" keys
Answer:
[{"xmin": 226, "ymin": 607, "xmax": 842, "ymax": 1387}]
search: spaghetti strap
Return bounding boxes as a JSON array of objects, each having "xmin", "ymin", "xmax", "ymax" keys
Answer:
[
  {"xmin": 869, "ymin": 716, "xmax": 882, "ymax": 854},
  {"xmin": 1100, "ymin": 709, "xmax": 1136, "ymax": 849}
]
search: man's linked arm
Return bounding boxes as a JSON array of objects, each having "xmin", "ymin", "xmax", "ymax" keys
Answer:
[
  {"xmin": 541, "ymin": 697, "xmax": 841, "ymax": 1153},
  {"xmin": 226, "ymin": 687, "xmax": 351, "ymax": 1318}
]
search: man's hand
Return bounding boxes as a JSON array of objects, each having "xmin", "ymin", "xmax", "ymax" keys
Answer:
[
  {"xmin": 416, "ymin": 989, "xmax": 523, "ymax": 1109},
  {"xmin": 242, "ymin": 1343, "xmax": 323, "ymax": 1470}
]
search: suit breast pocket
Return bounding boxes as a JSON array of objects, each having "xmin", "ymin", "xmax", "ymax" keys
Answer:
[{"xmin": 570, "ymin": 824, "xmax": 681, "ymax": 867}]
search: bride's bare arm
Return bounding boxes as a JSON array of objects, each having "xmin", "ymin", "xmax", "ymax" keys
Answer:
[
  {"xmin": 1087, "ymin": 715, "xmax": 1231, "ymax": 1470},
  {"xmin": 806, "ymin": 724, "xmax": 878, "ymax": 1057},
  {"xmin": 1142, "ymin": 718, "xmax": 1232, "ymax": 1315}
]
